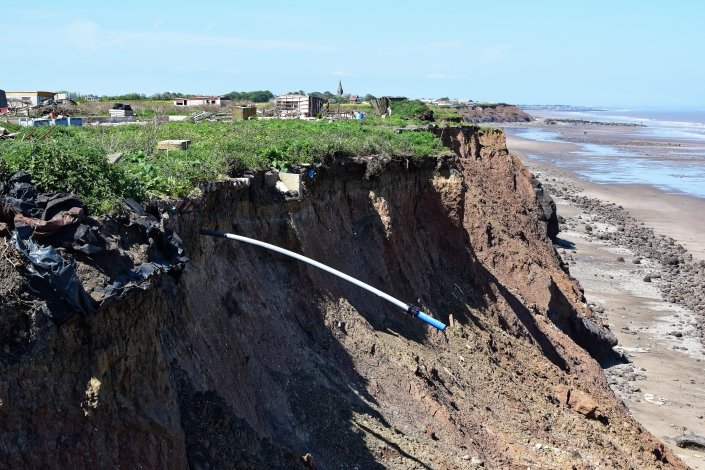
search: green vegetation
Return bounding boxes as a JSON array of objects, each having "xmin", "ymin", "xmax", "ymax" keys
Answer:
[
  {"xmin": 427, "ymin": 104, "xmax": 461, "ymax": 120},
  {"xmin": 0, "ymin": 119, "xmax": 445, "ymax": 214},
  {"xmin": 66, "ymin": 90, "xmax": 276, "ymax": 103},
  {"xmin": 338, "ymin": 103, "xmax": 373, "ymax": 112},
  {"xmin": 389, "ymin": 100, "xmax": 430, "ymax": 120},
  {"xmin": 0, "ymin": 122, "xmax": 22, "ymax": 133},
  {"xmin": 308, "ymin": 90, "xmax": 347, "ymax": 103},
  {"xmin": 223, "ymin": 90, "xmax": 274, "ymax": 103},
  {"xmin": 471, "ymin": 102, "xmax": 510, "ymax": 108},
  {"xmin": 84, "ymin": 92, "xmax": 169, "ymax": 101},
  {"xmin": 0, "ymin": 127, "xmax": 142, "ymax": 214},
  {"xmin": 65, "ymin": 100, "xmax": 216, "ymax": 119}
]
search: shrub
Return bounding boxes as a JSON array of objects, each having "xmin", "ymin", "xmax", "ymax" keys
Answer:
[
  {"xmin": 390, "ymin": 100, "xmax": 430, "ymax": 120},
  {"xmin": 1, "ymin": 119, "xmax": 445, "ymax": 214},
  {"xmin": 0, "ymin": 127, "xmax": 142, "ymax": 214}
]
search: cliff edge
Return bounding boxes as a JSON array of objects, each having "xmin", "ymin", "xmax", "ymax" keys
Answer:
[{"xmin": 0, "ymin": 126, "xmax": 684, "ymax": 468}]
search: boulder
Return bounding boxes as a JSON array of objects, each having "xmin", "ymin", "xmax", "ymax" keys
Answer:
[
  {"xmin": 568, "ymin": 389, "xmax": 599, "ymax": 417},
  {"xmin": 675, "ymin": 434, "xmax": 705, "ymax": 450},
  {"xmin": 554, "ymin": 385, "xmax": 602, "ymax": 420}
]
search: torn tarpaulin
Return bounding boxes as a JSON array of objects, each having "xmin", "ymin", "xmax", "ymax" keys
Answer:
[
  {"xmin": 2, "ymin": 174, "xmax": 188, "ymax": 324},
  {"xmin": 11, "ymin": 228, "xmax": 98, "ymax": 324},
  {"xmin": 115, "ymin": 198, "xmax": 188, "ymax": 267},
  {"xmin": 91, "ymin": 199, "xmax": 188, "ymax": 306},
  {"xmin": 0, "ymin": 173, "xmax": 107, "ymax": 255},
  {"xmin": 92, "ymin": 261, "xmax": 166, "ymax": 307},
  {"xmin": 3, "ymin": 173, "xmax": 39, "ymax": 217}
]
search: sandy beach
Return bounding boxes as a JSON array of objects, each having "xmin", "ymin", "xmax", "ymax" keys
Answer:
[{"xmin": 505, "ymin": 125, "xmax": 705, "ymax": 469}]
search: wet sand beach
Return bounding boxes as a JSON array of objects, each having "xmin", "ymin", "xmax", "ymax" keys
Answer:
[{"xmin": 505, "ymin": 125, "xmax": 705, "ymax": 468}]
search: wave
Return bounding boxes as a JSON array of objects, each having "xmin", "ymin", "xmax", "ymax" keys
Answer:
[{"xmin": 542, "ymin": 109, "xmax": 705, "ymax": 140}]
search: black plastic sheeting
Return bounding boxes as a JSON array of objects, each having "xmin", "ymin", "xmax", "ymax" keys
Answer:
[
  {"xmin": 111, "ymin": 103, "xmax": 133, "ymax": 111},
  {"xmin": 2, "ymin": 172, "xmax": 38, "ymax": 216},
  {"xmin": 2, "ymin": 173, "xmax": 188, "ymax": 325},
  {"xmin": 11, "ymin": 227, "xmax": 98, "ymax": 324},
  {"xmin": 92, "ymin": 198, "xmax": 189, "ymax": 308}
]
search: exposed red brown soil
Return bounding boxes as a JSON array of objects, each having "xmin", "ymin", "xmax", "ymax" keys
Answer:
[
  {"xmin": 460, "ymin": 104, "xmax": 532, "ymax": 123},
  {"xmin": 0, "ymin": 127, "xmax": 687, "ymax": 468}
]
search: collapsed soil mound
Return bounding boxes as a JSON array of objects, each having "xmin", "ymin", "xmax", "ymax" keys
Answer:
[{"xmin": 0, "ymin": 127, "xmax": 685, "ymax": 468}]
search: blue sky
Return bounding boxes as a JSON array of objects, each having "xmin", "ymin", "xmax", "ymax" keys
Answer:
[{"xmin": 4, "ymin": 1, "xmax": 705, "ymax": 106}]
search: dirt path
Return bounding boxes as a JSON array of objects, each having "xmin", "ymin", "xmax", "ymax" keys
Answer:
[{"xmin": 507, "ymin": 134, "xmax": 705, "ymax": 469}]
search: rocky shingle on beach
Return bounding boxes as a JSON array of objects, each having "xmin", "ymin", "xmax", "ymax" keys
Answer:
[
  {"xmin": 505, "ymin": 124, "xmax": 705, "ymax": 468},
  {"xmin": 544, "ymin": 183, "xmax": 705, "ymax": 343}
]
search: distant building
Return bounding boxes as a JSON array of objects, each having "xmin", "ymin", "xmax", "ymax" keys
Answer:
[
  {"xmin": 110, "ymin": 103, "xmax": 134, "ymax": 117},
  {"xmin": 5, "ymin": 91, "xmax": 55, "ymax": 106},
  {"xmin": 337, "ymin": 80, "xmax": 344, "ymax": 97},
  {"xmin": 0, "ymin": 90, "xmax": 7, "ymax": 113},
  {"xmin": 174, "ymin": 96, "xmax": 231, "ymax": 106},
  {"xmin": 347, "ymin": 94, "xmax": 361, "ymax": 104},
  {"xmin": 274, "ymin": 94, "xmax": 324, "ymax": 118}
]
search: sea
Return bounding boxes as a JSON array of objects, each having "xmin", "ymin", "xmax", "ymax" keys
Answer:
[{"xmin": 507, "ymin": 107, "xmax": 705, "ymax": 199}]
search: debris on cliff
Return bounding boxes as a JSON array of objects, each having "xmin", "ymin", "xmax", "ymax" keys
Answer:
[{"xmin": 0, "ymin": 173, "xmax": 187, "ymax": 324}]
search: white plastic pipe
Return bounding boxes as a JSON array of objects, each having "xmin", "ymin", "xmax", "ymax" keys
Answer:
[{"xmin": 200, "ymin": 229, "xmax": 446, "ymax": 330}]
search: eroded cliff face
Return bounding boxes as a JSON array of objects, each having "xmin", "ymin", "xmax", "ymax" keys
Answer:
[
  {"xmin": 0, "ymin": 127, "xmax": 684, "ymax": 468},
  {"xmin": 459, "ymin": 104, "xmax": 532, "ymax": 123}
]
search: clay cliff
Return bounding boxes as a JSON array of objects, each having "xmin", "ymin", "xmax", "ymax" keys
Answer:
[
  {"xmin": 459, "ymin": 104, "xmax": 532, "ymax": 123},
  {"xmin": 0, "ymin": 126, "xmax": 685, "ymax": 468}
]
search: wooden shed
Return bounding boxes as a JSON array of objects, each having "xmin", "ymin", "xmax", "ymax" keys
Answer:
[
  {"xmin": 233, "ymin": 106, "xmax": 257, "ymax": 120},
  {"xmin": 274, "ymin": 94, "xmax": 324, "ymax": 118}
]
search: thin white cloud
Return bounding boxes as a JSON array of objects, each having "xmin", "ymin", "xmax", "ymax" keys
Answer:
[{"xmin": 63, "ymin": 20, "xmax": 333, "ymax": 52}]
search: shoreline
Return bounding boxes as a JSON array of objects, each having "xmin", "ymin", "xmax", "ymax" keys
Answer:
[
  {"xmin": 505, "ymin": 132, "xmax": 705, "ymax": 261},
  {"xmin": 505, "ymin": 131, "xmax": 705, "ymax": 469}
]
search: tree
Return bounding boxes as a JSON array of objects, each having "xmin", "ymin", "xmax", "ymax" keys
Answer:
[
  {"xmin": 149, "ymin": 91, "xmax": 186, "ymax": 100},
  {"xmin": 309, "ymin": 90, "xmax": 335, "ymax": 100},
  {"xmin": 390, "ymin": 99, "xmax": 430, "ymax": 119},
  {"xmin": 309, "ymin": 91, "xmax": 344, "ymax": 102},
  {"xmin": 362, "ymin": 94, "xmax": 376, "ymax": 102},
  {"xmin": 223, "ymin": 90, "xmax": 274, "ymax": 102}
]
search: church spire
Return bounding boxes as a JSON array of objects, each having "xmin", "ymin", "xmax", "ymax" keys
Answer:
[{"xmin": 337, "ymin": 79, "xmax": 344, "ymax": 96}]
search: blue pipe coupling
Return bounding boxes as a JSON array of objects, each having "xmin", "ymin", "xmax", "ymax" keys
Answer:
[{"xmin": 408, "ymin": 306, "xmax": 446, "ymax": 331}]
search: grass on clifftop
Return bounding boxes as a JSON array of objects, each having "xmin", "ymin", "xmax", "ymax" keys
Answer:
[{"xmin": 0, "ymin": 119, "xmax": 444, "ymax": 214}]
